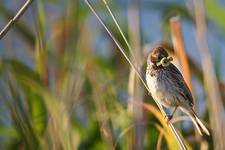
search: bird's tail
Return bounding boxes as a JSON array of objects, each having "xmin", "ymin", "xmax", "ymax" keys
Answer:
[{"xmin": 189, "ymin": 109, "xmax": 210, "ymax": 136}]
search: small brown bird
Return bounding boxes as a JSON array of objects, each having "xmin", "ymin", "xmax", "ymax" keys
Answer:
[{"xmin": 146, "ymin": 46, "xmax": 210, "ymax": 136}]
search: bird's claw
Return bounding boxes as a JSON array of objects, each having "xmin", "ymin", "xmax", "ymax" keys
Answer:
[{"xmin": 164, "ymin": 115, "xmax": 173, "ymax": 124}]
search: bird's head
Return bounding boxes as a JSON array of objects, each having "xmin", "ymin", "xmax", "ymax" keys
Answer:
[{"xmin": 147, "ymin": 46, "xmax": 173, "ymax": 68}]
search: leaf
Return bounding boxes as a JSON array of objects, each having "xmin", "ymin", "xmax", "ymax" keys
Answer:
[
  {"xmin": 0, "ymin": 126, "xmax": 18, "ymax": 138},
  {"xmin": 143, "ymin": 103, "xmax": 192, "ymax": 150}
]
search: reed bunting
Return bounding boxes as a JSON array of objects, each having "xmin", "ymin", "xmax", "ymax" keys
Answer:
[{"xmin": 146, "ymin": 46, "xmax": 210, "ymax": 136}]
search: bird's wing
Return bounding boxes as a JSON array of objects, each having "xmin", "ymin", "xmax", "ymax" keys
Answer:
[{"xmin": 168, "ymin": 63, "xmax": 194, "ymax": 107}]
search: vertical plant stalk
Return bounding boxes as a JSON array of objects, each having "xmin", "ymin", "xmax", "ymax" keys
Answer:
[
  {"xmin": 127, "ymin": 0, "xmax": 144, "ymax": 149},
  {"xmin": 34, "ymin": 1, "xmax": 49, "ymax": 85},
  {"xmin": 85, "ymin": 0, "xmax": 187, "ymax": 149},
  {"xmin": 193, "ymin": 0, "xmax": 225, "ymax": 149},
  {"xmin": 36, "ymin": 30, "xmax": 48, "ymax": 85},
  {"xmin": 45, "ymin": 96, "xmax": 77, "ymax": 150},
  {"xmin": 0, "ymin": 0, "xmax": 34, "ymax": 40},
  {"xmin": 156, "ymin": 132, "xmax": 163, "ymax": 150},
  {"xmin": 127, "ymin": 0, "xmax": 141, "ymax": 112},
  {"xmin": 89, "ymin": 75, "xmax": 115, "ymax": 150}
]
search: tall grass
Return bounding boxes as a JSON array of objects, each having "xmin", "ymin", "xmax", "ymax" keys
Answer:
[{"xmin": 0, "ymin": 0, "xmax": 224, "ymax": 149}]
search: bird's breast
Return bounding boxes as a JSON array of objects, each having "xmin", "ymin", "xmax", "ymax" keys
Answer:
[
  {"xmin": 146, "ymin": 73, "xmax": 163, "ymax": 99},
  {"xmin": 146, "ymin": 69, "xmax": 176, "ymax": 107}
]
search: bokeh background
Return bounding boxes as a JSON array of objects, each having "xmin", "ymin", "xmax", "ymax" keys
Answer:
[{"xmin": 0, "ymin": 0, "xmax": 225, "ymax": 149}]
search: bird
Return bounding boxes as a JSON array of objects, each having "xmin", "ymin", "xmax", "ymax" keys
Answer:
[{"xmin": 146, "ymin": 46, "xmax": 210, "ymax": 136}]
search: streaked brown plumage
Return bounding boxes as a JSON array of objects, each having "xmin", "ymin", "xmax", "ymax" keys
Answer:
[{"xmin": 146, "ymin": 46, "xmax": 209, "ymax": 136}]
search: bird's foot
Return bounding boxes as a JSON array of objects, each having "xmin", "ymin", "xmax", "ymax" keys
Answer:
[{"xmin": 164, "ymin": 115, "xmax": 173, "ymax": 124}]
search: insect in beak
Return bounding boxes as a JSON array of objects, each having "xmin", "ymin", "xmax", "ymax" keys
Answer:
[{"xmin": 156, "ymin": 56, "xmax": 173, "ymax": 67}]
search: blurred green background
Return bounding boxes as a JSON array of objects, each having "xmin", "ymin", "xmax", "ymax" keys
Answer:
[{"xmin": 0, "ymin": 0, "xmax": 225, "ymax": 149}]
